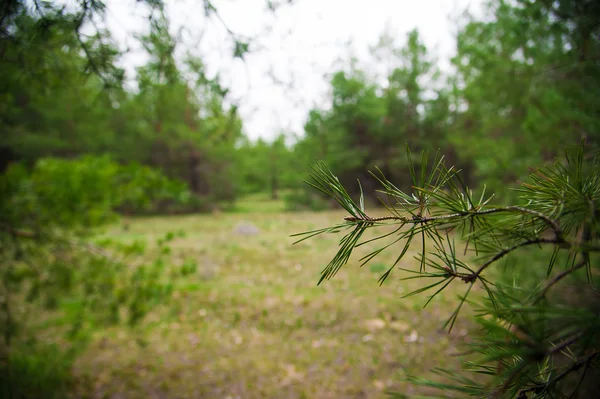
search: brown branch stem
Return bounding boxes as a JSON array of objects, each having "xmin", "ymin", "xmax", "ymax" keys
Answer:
[
  {"xmin": 548, "ymin": 332, "xmax": 585, "ymax": 356},
  {"xmin": 343, "ymin": 205, "xmax": 563, "ymax": 238},
  {"xmin": 534, "ymin": 259, "xmax": 588, "ymax": 304},
  {"xmin": 518, "ymin": 350, "xmax": 600, "ymax": 397},
  {"xmin": 465, "ymin": 238, "xmax": 565, "ymax": 283}
]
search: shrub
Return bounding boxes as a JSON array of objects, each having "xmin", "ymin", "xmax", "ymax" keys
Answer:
[
  {"xmin": 0, "ymin": 156, "xmax": 181, "ymax": 397},
  {"xmin": 284, "ymin": 187, "xmax": 332, "ymax": 212}
]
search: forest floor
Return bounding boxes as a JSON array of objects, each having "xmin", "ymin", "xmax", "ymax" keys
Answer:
[{"xmin": 75, "ymin": 194, "xmax": 483, "ymax": 399}]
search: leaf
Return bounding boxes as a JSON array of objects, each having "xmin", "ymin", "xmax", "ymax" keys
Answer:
[{"xmin": 234, "ymin": 40, "xmax": 250, "ymax": 59}]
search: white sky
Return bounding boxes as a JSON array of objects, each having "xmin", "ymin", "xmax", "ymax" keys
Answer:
[{"xmin": 102, "ymin": 0, "xmax": 483, "ymax": 141}]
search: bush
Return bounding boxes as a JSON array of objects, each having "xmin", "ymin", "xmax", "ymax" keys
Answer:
[
  {"xmin": 284, "ymin": 187, "xmax": 332, "ymax": 212},
  {"xmin": 116, "ymin": 160, "xmax": 193, "ymax": 213},
  {"xmin": 0, "ymin": 156, "xmax": 182, "ymax": 397},
  {"xmin": 1, "ymin": 155, "xmax": 198, "ymax": 223},
  {"xmin": 295, "ymin": 142, "xmax": 600, "ymax": 398}
]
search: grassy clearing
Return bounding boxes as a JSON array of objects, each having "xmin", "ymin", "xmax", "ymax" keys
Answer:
[{"xmin": 74, "ymin": 198, "xmax": 482, "ymax": 398}]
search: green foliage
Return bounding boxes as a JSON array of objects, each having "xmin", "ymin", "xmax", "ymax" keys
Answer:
[
  {"xmin": 3, "ymin": 156, "xmax": 118, "ymax": 228},
  {"xmin": 290, "ymin": 29, "xmax": 459, "ymax": 208},
  {"xmin": 284, "ymin": 187, "xmax": 331, "ymax": 212},
  {"xmin": 1, "ymin": 155, "xmax": 194, "ymax": 225},
  {"xmin": 447, "ymin": 0, "xmax": 600, "ymax": 199},
  {"xmin": 0, "ymin": 1, "xmax": 246, "ymax": 207},
  {"xmin": 0, "ymin": 342, "xmax": 74, "ymax": 399},
  {"xmin": 288, "ymin": 0, "xmax": 600, "ymax": 205},
  {"xmin": 296, "ymin": 142, "xmax": 600, "ymax": 397},
  {"xmin": 116, "ymin": 161, "xmax": 197, "ymax": 214},
  {"xmin": 235, "ymin": 134, "xmax": 296, "ymax": 197},
  {"xmin": 0, "ymin": 156, "xmax": 186, "ymax": 397},
  {"xmin": 2, "ymin": 0, "xmax": 598, "ymax": 208}
]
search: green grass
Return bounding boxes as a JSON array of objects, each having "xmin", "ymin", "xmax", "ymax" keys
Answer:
[{"xmin": 73, "ymin": 196, "xmax": 480, "ymax": 398}]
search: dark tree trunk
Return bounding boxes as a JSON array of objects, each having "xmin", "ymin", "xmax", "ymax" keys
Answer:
[
  {"xmin": 270, "ymin": 152, "xmax": 279, "ymax": 200},
  {"xmin": 188, "ymin": 148, "xmax": 210, "ymax": 196},
  {"xmin": 0, "ymin": 146, "xmax": 15, "ymax": 174},
  {"xmin": 271, "ymin": 172, "xmax": 278, "ymax": 200}
]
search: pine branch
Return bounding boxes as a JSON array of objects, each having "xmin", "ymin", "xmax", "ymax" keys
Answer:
[
  {"xmin": 533, "ymin": 258, "xmax": 588, "ymax": 303},
  {"xmin": 342, "ymin": 206, "xmax": 563, "ymax": 236},
  {"xmin": 466, "ymin": 237, "xmax": 567, "ymax": 283},
  {"xmin": 298, "ymin": 144, "xmax": 600, "ymax": 397},
  {"xmin": 517, "ymin": 351, "xmax": 600, "ymax": 398},
  {"xmin": 548, "ymin": 332, "xmax": 585, "ymax": 356}
]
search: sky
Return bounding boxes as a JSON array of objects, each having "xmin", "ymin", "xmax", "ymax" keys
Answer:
[{"xmin": 102, "ymin": 0, "xmax": 483, "ymax": 141}]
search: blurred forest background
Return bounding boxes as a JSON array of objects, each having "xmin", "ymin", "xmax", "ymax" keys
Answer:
[
  {"xmin": 1, "ymin": 0, "xmax": 599, "ymax": 398},
  {"xmin": 3, "ymin": 0, "xmax": 598, "ymax": 209}
]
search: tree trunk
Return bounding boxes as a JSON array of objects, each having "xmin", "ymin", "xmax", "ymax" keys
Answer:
[
  {"xmin": 0, "ymin": 146, "xmax": 15, "ymax": 174},
  {"xmin": 271, "ymin": 173, "xmax": 278, "ymax": 200},
  {"xmin": 188, "ymin": 148, "xmax": 211, "ymax": 196}
]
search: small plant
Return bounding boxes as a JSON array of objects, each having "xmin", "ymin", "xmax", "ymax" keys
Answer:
[{"xmin": 294, "ymin": 141, "xmax": 600, "ymax": 397}]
